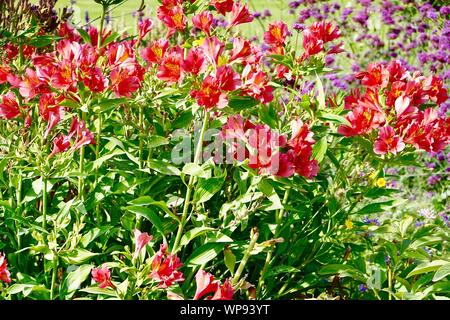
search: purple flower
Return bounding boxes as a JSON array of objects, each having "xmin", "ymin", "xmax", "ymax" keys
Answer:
[
  {"xmin": 363, "ymin": 217, "xmax": 381, "ymax": 226},
  {"xmin": 385, "ymin": 255, "xmax": 391, "ymax": 266},
  {"xmin": 427, "ymin": 175, "xmax": 441, "ymax": 186},
  {"xmin": 359, "ymin": 284, "xmax": 368, "ymax": 293}
]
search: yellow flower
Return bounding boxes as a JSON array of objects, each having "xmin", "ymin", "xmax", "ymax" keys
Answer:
[
  {"xmin": 376, "ymin": 178, "xmax": 386, "ymax": 188},
  {"xmin": 368, "ymin": 171, "xmax": 377, "ymax": 180},
  {"xmin": 345, "ymin": 219, "xmax": 353, "ymax": 230}
]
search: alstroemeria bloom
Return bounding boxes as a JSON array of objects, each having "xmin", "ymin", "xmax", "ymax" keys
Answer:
[
  {"xmin": 338, "ymin": 105, "xmax": 385, "ymax": 137},
  {"xmin": 182, "ymin": 47, "xmax": 206, "ymax": 75},
  {"xmin": 0, "ymin": 92, "xmax": 21, "ymax": 120},
  {"xmin": 201, "ymin": 36, "xmax": 225, "ymax": 67},
  {"xmin": 210, "ymin": 279, "xmax": 234, "ymax": 300},
  {"xmin": 355, "ymin": 63, "xmax": 390, "ymax": 89},
  {"xmin": 39, "ymin": 93, "xmax": 65, "ymax": 138},
  {"xmin": 373, "ymin": 126, "xmax": 405, "ymax": 155},
  {"xmin": 19, "ymin": 68, "xmax": 48, "ymax": 99},
  {"xmin": 241, "ymin": 65, "xmax": 274, "ymax": 104},
  {"xmin": 150, "ymin": 244, "xmax": 184, "ymax": 288},
  {"xmin": 141, "ymin": 39, "xmax": 169, "ymax": 65},
  {"xmin": 0, "ymin": 253, "xmax": 11, "ymax": 283},
  {"xmin": 302, "ymin": 21, "xmax": 341, "ymax": 59},
  {"xmin": 92, "ymin": 264, "xmax": 115, "ymax": 289},
  {"xmin": 134, "ymin": 229, "xmax": 152, "ymax": 258},
  {"xmin": 264, "ymin": 21, "xmax": 290, "ymax": 47},
  {"xmin": 191, "ymin": 76, "xmax": 227, "ymax": 109},
  {"xmin": 192, "ymin": 11, "xmax": 214, "ymax": 36},
  {"xmin": 211, "ymin": 0, "xmax": 234, "ymax": 15},
  {"xmin": 157, "ymin": 48, "xmax": 184, "ymax": 84},
  {"xmin": 229, "ymin": 37, "xmax": 252, "ymax": 63},
  {"xmin": 194, "ymin": 270, "xmax": 219, "ymax": 300},
  {"xmin": 0, "ymin": 64, "xmax": 11, "ymax": 84},
  {"xmin": 68, "ymin": 117, "xmax": 95, "ymax": 151},
  {"xmin": 49, "ymin": 134, "xmax": 71, "ymax": 157},
  {"xmin": 228, "ymin": 2, "xmax": 253, "ymax": 29},
  {"xmin": 139, "ymin": 18, "xmax": 154, "ymax": 40},
  {"xmin": 157, "ymin": 4, "xmax": 187, "ymax": 38}
]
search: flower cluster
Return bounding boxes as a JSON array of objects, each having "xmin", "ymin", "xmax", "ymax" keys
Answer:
[
  {"xmin": 0, "ymin": 253, "xmax": 11, "ymax": 284},
  {"xmin": 219, "ymin": 115, "xmax": 318, "ymax": 179},
  {"xmin": 150, "ymin": 244, "xmax": 184, "ymax": 288},
  {"xmin": 338, "ymin": 60, "xmax": 450, "ymax": 155},
  {"xmin": 193, "ymin": 270, "xmax": 234, "ymax": 300}
]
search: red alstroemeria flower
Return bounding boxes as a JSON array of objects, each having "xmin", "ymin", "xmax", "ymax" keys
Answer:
[
  {"xmin": 82, "ymin": 67, "xmax": 108, "ymax": 93},
  {"xmin": 190, "ymin": 76, "xmax": 227, "ymax": 109},
  {"xmin": 39, "ymin": 93, "xmax": 65, "ymax": 138},
  {"xmin": 133, "ymin": 229, "xmax": 153, "ymax": 259},
  {"xmin": 228, "ymin": 2, "xmax": 253, "ymax": 29},
  {"xmin": 373, "ymin": 126, "xmax": 405, "ymax": 155},
  {"xmin": 302, "ymin": 21, "xmax": 341, "ymax": 59},
  {"xmin": 210, "ymin": 279, "xmax": 234, "ymax": 300},
  {"xmin": 110, "ymin": 61, "xmax": 144, "ymax": 97},
  {"xmin": 229, "ymin": 37, "xmax": 252, "ymax": 63},
  {"xmin": 192, "ymin": 11, "xmax": 214, "ymax": 36},
  {"xmin": 216, "ymin": 65, "xmax": 241, "ymax": 91},
  {"xmin": 302, "ymin": 29, "xmax": 323, "ymax": 58},
  {"xmin": 57, "ymin": 21, "xmax": 81, "ymax": 42},
  {"xmin": 307, "ymin": 20, "xmax": 341, "ymax": 43},
  {"xmin": 403, "ymin": 108, "xmax": 450, "ymax": 153},
  {"xmin": 157, "ymin": 4, "xmax": 187, "ymax": 38},
  {"xmin": 201, "ymin": 36, "xmax": 225, "ymax": 67},
  {"xmin": 355, "ymin": 62, "xmax": 390, "ymax": 89},
  {"xmin": 139, "ymin": 18, "xmax": 154, "ymax": 40},
  {"xmin": 264, "ymin": 21, "xmax": 290, "ymax": 47},
  {"xmin": 211, "ymin": 0, "xmax": 234, "ymax": 15},
  {"xmin": 338, "ymin": 105, "xmax": 385, "ymax": 137},
  {"xmin": 194, "ymin": 270, "xmax": 219, "ymax": 300},
  {"xmin": 421, "ymin": 75, "xmax": 448, "ymax": 105},
  {"xmin": 92, "ymin": 264, "xmax": 115, "ymax": 289},
  {"xmin": 49, "ymin": 134, "xmax": 71, "ymax": 157},
  {"xmin": 150, "ymin": 244, "xmax": 184, "ymax": 288},
  {"xmin": 68, "ymin": 117, "xmax": 95, "ymax": 151},
  {"xmin": 182, "ymin": 47, "xmax": 206, "ymax": 75},
  {"xmin": 0, "ymin": 253, "xmax": 11, "ymax": 283},
  {"xmin": 141, "ymin": 38, "xmax": 169, "ymax": 65},
  {"xmin": 19, "ymin": 68, "xmax": 48, "ymax": 99},
  {"xmin": 0, "ymin": 92, "xmax": 21, "ymax": 120},
  {"xmin": 0, "ymin": 64, "xmax": 11, "ymax": 84},
  {"xmin": 241, "ymin": 65, "xmax": 274, "ymax": 104},
  {"xmin": 157, "ymin": 47, "xmax": 184, "ymax": 84}
]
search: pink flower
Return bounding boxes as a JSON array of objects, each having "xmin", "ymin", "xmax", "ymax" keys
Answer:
[
  {"xmin": 201, "ymin": 36, "xmax": 225, "ymax": 67},
  {"xmin": 0, "ymin": 92, "xmax": 21, "ymax": 120},
  {"xmin": 39, "ymin": 93, "xmax": 65, "ymax": 138},
  {"xmin": 68, "ymin": 117, "xmax": 95, "ymax": 151},
  {"xmin": 192, "ymin": 11, "xmax": 213, "ymax": 36},
  {"xmin": 228, "ymin": 2, "xmax": 253, "ymax": 29},
  {"xmin": 141, "ymin": 39, "xmax": 169, "ymax": 65},
  {"xmin": 229, "ymin": 37, "xmax": 252, "ymax": 63},
  {"xmin": 374, "ymin": 126, "xmax": 405, "ymax": 155},
  {"xmin": 194, "ymin": 270, "xmax": 219, "ymax": 300},
  {"xmin": 264, "ymin": 22, "xmax": 290, "ymax": 47},
  {"xmin": 150, "ymin": 244, "xmax": 184, "ymax": 288},
  {"xmin": 157, "ymin": 4, "xmax": 187, "ymax": 38},
  {"xmin": 211, "ymin": 0, "xmax": 234, "ymax": 15},
  {"xmin": 182, "ymin": 47, "xmax": 206, "ymax": 75},
  {"xmin": 92, "ymin": 264, "xmax": 115, "ymax": 289},
  {"xmin": 210, "ymin": 279, "xmax": 234, "ymax": 300},
  {"xmin": 157, "ymin": 47, "xmax": 184, "ymax": 84},
  {"xmin": 0, "ymin": 254, "xmax": 11, "ymax": 283},
  {"xmin": 134, "ymin": 229, "xmax": 152, "ymax": 258},
  {"xmin": 139, "ymin": 18, "xmax": 154, "ymax": 40},
  {"xmin": 49, "ymin": 134, "xmax": 71, "ymax": 157}
]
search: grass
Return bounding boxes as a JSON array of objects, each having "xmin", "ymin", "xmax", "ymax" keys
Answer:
[{"xmin": 54, "ymin": 0, "xmax": 296, "ymax": 36}]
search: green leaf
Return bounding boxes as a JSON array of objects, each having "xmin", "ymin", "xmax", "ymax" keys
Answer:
[
  {"xmin": 182, "ymin": 163, "xmax": 208, "ymax": 178},
  {"xmin": 80, "ymin": 287, "xmax": 117, "ymax": 297},
  {"xmin": 312, "ymin": 137, "xmax": 327, "ymax": 163},
  {"xmin": 356, "ymin": 200, "xmax": 394, "ymax": 215},
  {"xmin": 125, "ymin": 206, "xmax": 166, "ymax": 236},
  {"xmin": 407, "ymin": 260, "xmax": 449, "ymax": 278},
  {"xmin": 224, "ymin": 247, "xmax": 236, "ymax": 275},
  {"xmin": 315, "ymin": 73, "xmax": 326, "ymax": 109},
  {"xmin": 147, "ymin": 135, "xmax": 169, "ymax": 148},
  {"xmin": 77, "ymin": 28, "xmax": 91, "ymax": 44},
  {"xmin": 27, "ymin": 35, "xmax": 59, "ymax": 47},
  {"xmin": 60, "ymin": 249, "xmax": 98, "ymax": 265},
  {"xmin": 149, "ymin": 159, "xmax": 181, "ymax": 176},
  {"xmin": 228, "ymin": 95, "xmax": 259, "ymax": 111},
  {"xmin": 193, "ymin": 177, "xmax": 225, "ymax": 204},
  {"xmin": 265, "ymin": 265, "xmax": 300, "ymax": 279},
  {"xmin": 172, "ymin": 110, "xmax": 193, "ymax": 129},
  {"xmin": 433, "ymin": 263, "xmax": 450, "ymax": 282},
  {"xmin": 92, "ymin": 98, "xmax": 127, "ymax": 113},
  {"xmin": 318, "ymin": 113, "xmax": 351, "ymax": 126},
  {"xmin": 179, "ymin": 227, "xmax": 216, "ymax": 247},
  {"xmin": 128, "ymin": 196, "xmax": 179, "ymax": 222},
  {"xmin": 186, "ymin": 243, "xmax": 224, "ymax": 266},
  {"xmin": 65, "ymin": 265, "xmax": 93, "ymax": 292}
]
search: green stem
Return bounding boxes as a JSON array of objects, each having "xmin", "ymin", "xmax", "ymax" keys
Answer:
[
  {"xmin": 50, "ymin": 255, "xmax": 58, "ymax": 300},
  {"xmin": 98, "ymin": 5, "xmax": 108, "ymax": 49},
  {"xmin": 172, "ymin": 111, "xmax": 210, "ymax": 253},
  {"xmin": 78, "ymin": 146, "xmax": 85, "ymax": 201},
  {"xmin": 232, "ymin": 227, "xmax": 259, "ymax": 287},
  {"xmin": 257, "ymin": 189, "xmax": 290, "ymax": 296},
  {"xmin": 42, "ymin": 177, "xmax": 48, "ymax": 230}
]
